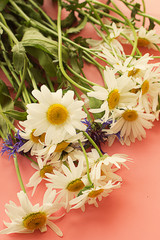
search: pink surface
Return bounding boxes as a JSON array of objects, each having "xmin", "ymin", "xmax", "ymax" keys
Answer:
[{"xmin": 0, "ymin": 1, "xmax": 160, "ymax": 240}]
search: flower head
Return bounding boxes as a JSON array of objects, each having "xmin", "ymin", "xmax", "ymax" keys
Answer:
[
  {"xmin": 0, "ymin": 188, "xmax": 63, "ymax": 236},
  {"xmin": 22, "ymin": 86, "xmax": 87, "ymax": 145},
  {"xmin": 1, "ymin": 131, "xmax": 26, "ymax": 159}
]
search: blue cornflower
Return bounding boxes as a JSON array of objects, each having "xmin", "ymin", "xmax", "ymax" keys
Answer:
[
  {"xmin": 1, "ymin": 131, "xmax": 26, "ymax": 159},
  {"xmin": 82, "ymin": 118, "xmax": 122, "ymax": 152},
  {"xmin": 82, "ymin": 119, "xmax": 111, "ymax": 151}
]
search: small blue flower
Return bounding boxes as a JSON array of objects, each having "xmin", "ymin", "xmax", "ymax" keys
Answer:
[
  {"xmin": 82, "ymin": 119, "xmax": 110, "ymax": 151},
  {"xmin": 82, "ymin": 118, "xmax": 122, "ymax": 152},
  {"xmin": 1, "ymin": 131, "xmax": 26, "ymax": 159}
]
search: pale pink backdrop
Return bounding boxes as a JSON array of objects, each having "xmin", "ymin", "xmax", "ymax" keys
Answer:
[{"xmin": 0, "ymin": 0, "xmax": 160, "ymax": 240}]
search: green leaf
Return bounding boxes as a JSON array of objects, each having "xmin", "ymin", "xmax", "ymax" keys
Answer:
[
  {"xmin": 66, "ymin": 16, "xmax": 87, "ymax": 34},
  {"xmin": 131, "ymin": 3, "xmax": 140, "ymax": 19},
  {"xmin": 61, "ymin": 11, "xmax": 76, "ymax": 28},
  {"xmin": 21, "ymin": 28, "xmax": 68, "ymax": 63},
  {"xmin": 15, "ymin": 1, "xmax": 42, "ymax": 21},
  {"xmin": 12, "ymin": 43, "xmax": 26, "ymax": 73},
  {"xmin": 88, "ymin": 97, "xmax": 104, "ymax": 119},
  {"xmin": 26, "ymin": 47, "xmax": 57, "ymax": 77},
  {"xmin": 148, "ymin": 19, "xmax": 155, "ymax": 31},
  {"xmin": 0, "ymin": 79, "xmax": 14, "ymax": 137},
  {"xmin": 4, "ymin": 110, "xmax": 27, "ymax": 121},
  {"xmin": 0, "ymin": 0, "xmax": 9, "ymax": 11}
]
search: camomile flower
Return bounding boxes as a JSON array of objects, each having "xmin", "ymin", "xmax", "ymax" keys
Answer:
[
  {"xmin": 34, "ymin": 132, "xmax": 85, "ymax": 161},
  {"xmin": 0, "ymin": 188, "xmax": 63, "ymax": 236},
  {"xmin": 136, "ymin": 67, "xmax": 160, "ymax": 113},
  {"xmin": 26, "ymin": 157, "xmax": 62, "ymax": 196},
  {"xmin": 113, "ymin": 53, "xmax": 153, "ymax": 78},
  {"xmin": 136, "ymin": 26, "xmax": 160, "ymax": 50},
  {"xmin": 69, "ymin": 180, "xmax": 121, "ymax": 212},
  {"xmin": 23, "ymin": 85, "xmax": 86, "ymax": 145},
  {"xmin": 109, "ymin": 106, "xmax": 155, "ymax": 145},
  {"xmin": 87, "ymin": 67, "xmax": 138, "ymax": 120},
  {"xmin": 87, "ymin": 149, "xmax": 128, "ymax": 185},
  {"xmin": 18, "ymin": 124, "xmax": 45, "ymax": 156},
  {"xmin": 46, "ymin": 156, "xmax": 86, "ymax": 211}
]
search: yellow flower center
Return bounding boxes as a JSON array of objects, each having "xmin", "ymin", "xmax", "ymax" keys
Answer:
[
  {"xmin": 67, "ymin": 179, "xmax": 85, "ymax": 192},
  {"xmin": 130, "ymin": 88, "xmax": 140, "ymax": 94},
  {"xmin": 128, "ymin": 68, "xmax": 140, "ymax": 77},
  {"xmin": 30, "ymin": 130, "xmax": 46, "ymax": 143},
  {"xmin": 137, "ymin": 38, "xmax": 150, "ymax": 47},
  {"xmin": 141, "ymin": 80, "xmax": 149, "ymax": 95},
  {"xmin": 107, "ymin": 89, "xmax": 120, "ymax": 110},
  {"xmin": 23, "ymin": 212, "xmax": 47, "ymax": 230},
  {"xmin": 47, "ymin": 104, "xmax": 68, "ymax": 125},
  {"xmin": 55, "ymin": 141, "xmax": 70, "ymax": 152},
  {"xmin": 122, "ymin": 110, "xmax": 138, "ymax": 121},
  {"xmin": 40, "ymin": 165, "xmax": 54, "ymax": 178},
  {"xmin": 88, "ymin": 189, "xmax": 104, "ymax": 198}
]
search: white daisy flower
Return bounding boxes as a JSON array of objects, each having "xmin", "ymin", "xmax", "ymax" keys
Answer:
[
  {"xmin": 87, "ymin": 149, "xmax": 128, "ymax": 185},
  {"xmin": 136, "ymin": 67, "xmax": 160, "ymax": 113},
  {"xmin": 136, "ymin": 26, "xmax": 160, "ymax": 50},
  {"xmin": 109, "ymin": 106, "xmax": 155, "ymax": 145},
  {"xmin": 46, "ymin": 156, "xmax": 85, "ymax": 211},
  {"xmin": 114, "ymin": 53, "xmax": 153, "ymax": 78},
  {"xmin": 69, "ymin": 180, "xmax": 121, "ymax": 212},
  {"xmin": 34, "ymin": 132, "xmax": 85, "ymax": 161},
  {"xmin": 23, "ymin": 86, "xmax": 87, "ymax": 144},
  {"xmin": 87, "ymin": 67, "xmax": 138, "ymax": 120},
  {"xmin": 0, "ymin": 188, "xmax": 63, "ymax": 236},
  {"xmin": 18, "ymin": 124, "xmax": 45, "ymax": 156},
  {"xmin": 26, "ymin": 157, "xmax": 62, "ymax": 196}
]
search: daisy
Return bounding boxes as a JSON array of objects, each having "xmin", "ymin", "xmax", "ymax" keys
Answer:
[
  {"xmin": 136, "ymin": 66, "xmax": 160, "ymax": 113},
  {"xmin": 113, "ymin": 53, "xmax": 153, "ymax": 78},
  {"xmin": 34, "ymin": 132, "xmax": 85, "ymax": 161},
  {"xmin": 22, "ymin": 85, "xmax": 87, "ymax": 144},
  {"xmin": 26, "ymin": 157, "xmax": 62, "ymax": 196},
  {"xmin": 87, "ymin": 67, "xmax": 138, "ymax": 120},
  {"xmin": 18, "ymin": 124, "xmax": 45, "ymax": 156},
  {"xmin": 109, "ymin": 106, "xmax": 155, "ymax": 145},
  {"xmin": 46, "ymin": 156, "xmax": 86, "ymax": 211},
  {"xmin": 0, "ymin": 188, "xmax": 63, "ymax": 236},
  {"xmin": 136, "ymin": 26, "xmax": 160, "ymax": 50},
  {"xmin": 87, "ymin": 149, "xmax": 128, "ymax": 185},
  {"xmin": 69, "ymin": 180, "xmax": 121, "ymax": 212}
]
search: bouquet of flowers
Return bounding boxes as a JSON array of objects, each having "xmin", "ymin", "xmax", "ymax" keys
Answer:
[{"xmin": 0, "ymin": 0, "xmax": 160, "ymax": 237}]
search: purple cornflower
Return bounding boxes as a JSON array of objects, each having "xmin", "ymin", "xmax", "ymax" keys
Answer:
[
  {"xmin": 82, "ymin": 119, "xmax": 122, "ymax": 152},
  {"xmin": 1, "ymin": 131, "xmax": 26, "ymax": 159},
  {"xmin": 82, "ymin": 119, "xmax": 111, "ymax": 151}
]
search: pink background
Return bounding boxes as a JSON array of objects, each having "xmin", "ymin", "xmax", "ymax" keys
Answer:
[{"xmin": 0, "ymin": 0, "xmax": 160, "ymax": 240}]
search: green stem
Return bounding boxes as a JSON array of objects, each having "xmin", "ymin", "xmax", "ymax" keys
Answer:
[
  {"xmin": 71, "ymin": 86, "xmax": 92, "ymax": 121},
  {"xmin": 27, "ymin": 68, "xmax": 38, "ymax": 90},
  {"xmin": 14, "ymin": 59, "xmax": 28, "ymax": 102},
  {"xmin": 24, "ymin": 154, "xmax": 38, "ymax": 165},
  {"xmin": 14, "ymin": 154, "xmax": 26, "ymax": 193},
  {"xmin": 46, "ymin": 75, "xmax": 55, "ymax": 92},
  {"xmin": 28, "ymin": 0, "xmax": 57, "ymax": 30},
  {"xmin": 57, "ymin": 0, "xmax": 90, "ymax": 93},
  {"xmin": 0, "ymin": 21, "xmax": 18, "ymax": 44},
  {"xmin": 79, "ymin": 140, "xmax": 92, "ymax": 185},
  {"xmin": 9, "ymin": 0, "xmax": 30, "ymax": 22},
  {"xmin": 141, "ymin": 0, "xmax": 146, "ymax": 26},
  {"xmin": 66, "ymin": 64, "xmax": 100, "ymax": 87},
  {"xmin": 110, "ymin": 0, "xmax": 138, "ymax": 56},
  {"xmin": 0, "ymin": 129, "xmax": 5, "ymax": 139},
  {"xmin": 0, "ymin": 106, "xmax": 16, "ymax": 132},
  {"xmin": 84, "ymin": 6, "xmax": 125, "ymax": 24},
  {"xmin": 0, "ymin": 13, "xmax": 14, "ymax": 47},
  {"xmin": 86, "ymin": 0, "xmax": 109, "ymax": 35},
  {"xmin": 83, "ymin": 132, "xmax": 103, "ymax": 157}
]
